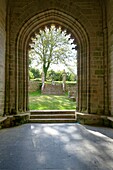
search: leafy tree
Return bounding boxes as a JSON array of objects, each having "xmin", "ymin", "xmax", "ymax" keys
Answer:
[
  {"xmin": 29, "ymin": 70, "xmax": 34, "ymax": 79},
  {"xmin": 54, "ymin": 71, "xmax": 62, "ymax": 81},
  {"xmin": 47, "ymin": 70, "xmax": 62, "ymax": 81},
  {"xmin": 47, "ymin": 70, "xmax": 76, "ymax": 82},
  {"xmin": 66, "ymin": 72, "xmax": 76, "ymax": 81},
  {"xmin": 47, "ymin": 70, "xmax": 56, "ymax": 81},
  {"xmin": 29, "ymin": 25, "xmax": 77, "ymax": 80},
  {"xmin": 30, "ymin": 68, "xmax": 41, "ymax": 79}
]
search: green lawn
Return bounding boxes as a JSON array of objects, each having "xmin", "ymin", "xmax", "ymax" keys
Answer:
[{"xmin": 29, "ymin": 91, "xmax": 76, "ymax": 110}]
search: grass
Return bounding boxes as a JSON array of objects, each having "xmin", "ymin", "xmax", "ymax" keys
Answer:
[{"xmin": 29, "ymin": 91, "xmax": 76, "ymax": 110}]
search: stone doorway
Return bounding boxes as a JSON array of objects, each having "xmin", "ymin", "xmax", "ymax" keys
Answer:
[{"xmin": 5, "ymin": 9, "xmax": 90, "ymax": 115}]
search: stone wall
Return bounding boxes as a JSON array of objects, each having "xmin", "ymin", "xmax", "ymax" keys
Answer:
[
  {"xmin": 4, "ymin": 0, "xmax": 108, "ymax": 115},
  {"xmin": 42, "ymin": 84, "xmax": 64, "ymax": 95},
  {"xmin": 28, "ymin": 81, "xmax": 76, "ymax": 93},
  {"xmin": 107, "ymin": 0, "xmax": 113, "ymax": 116},
  {"xmin": 28, "ymin": 81, "xmax": 40, "ymax": 92},
  {"xmin": 0, "ymin": 0, "xmax": 6, "ymax": 116},
  {"xmin": 66, "ymin": 84, "xmax": 76, "ymax": 93}
]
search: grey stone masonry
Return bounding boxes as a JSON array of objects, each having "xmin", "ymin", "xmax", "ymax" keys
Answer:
[
  {"xmin": 6, "ymin": 0, "xmax": 105, "ymax": 115},
  {"xmin": 0, "ymin": 0, "xmax": 6, "ymax": 116},
  {"xmin": 0, "ymin": 0, "xmax": 112, "ymax": 118},
  {"xmin": 42, "ymin": 84, "xmax": 64, "ymax": 95}
]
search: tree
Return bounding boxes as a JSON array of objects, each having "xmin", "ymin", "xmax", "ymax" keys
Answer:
[
  {"xmin": 30, "ymin": 68, "xmax": 41, "ymax": 79},
  {"xmin": 29, "ymin": 70, "xmax": 34, "ymax": 79},
  {"xmin": 29, "ymin": 25, "xmax": 77, "ymax": 80},
  {"xmin": 47, "ymin": 70, "xmax": 62, "ymax": 81}
]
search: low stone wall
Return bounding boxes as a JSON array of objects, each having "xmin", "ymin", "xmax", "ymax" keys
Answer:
[
  {"xmin": 42, "ymin": 84, "xmax": 64, "ymax": 95},
  {"xmin": 29, "ymin": 81, "xmax": 77, "ymax": 94},
  {"xmin": 66, "ymin": 83, "xmax": 76, "ymax": 92},
  {"xmin": 76, "ymin": 112, "xmax": 111, "ymax": 127},
  {"xmin": 28, "ymin": 80, "xmax": 40, "ymax": 92},
  {"xmin": 66, "ymin": 84, "xmax": 76, "ymax": 98},
  {"xmin": 0, "ymin": 113, "xmax": 30, "ymax": 129}
]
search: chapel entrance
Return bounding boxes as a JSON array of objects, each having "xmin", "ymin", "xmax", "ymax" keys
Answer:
[
  {"xmin": 5, "ymin": 9, "xmax": 89, "ymax": 116},
  {"xmin": 28, "ymin": 24, "xmax": 77, "ymax": 111}
]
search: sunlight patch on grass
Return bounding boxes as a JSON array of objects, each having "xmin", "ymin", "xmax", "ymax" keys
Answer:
[{"xmin": 29, "ymin": 91, "xmax": 76, "ymax": 110}]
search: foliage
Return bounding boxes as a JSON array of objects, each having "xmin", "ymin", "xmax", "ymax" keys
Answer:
[
  {"xmin": 29, "ymin": 25, "xmax": 77, "ymax": 80},
  {"xmin": 29, "ymin": 67, "xmax": 76, "ymax": 82},
  {"xmin": 47, "ymin": 70, "xmax": 62, "ymax": 81},
  {"xmin": 66, "ymin": 72, "xmax": 77, "ymax": 81},
  {"xmin": 29, "ymin": 70, "xmax": 34, "ymax": 79},
  {"xmin": 47, "ymin": 69, "xmax": 76, "ymax": 81},
  {"xmin": 29, "ymin": 67, "xmax": 41, "ymax": 79}
]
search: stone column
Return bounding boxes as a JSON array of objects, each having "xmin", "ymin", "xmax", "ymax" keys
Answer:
[
  {"xmin": 62, "ymin": 69, "xmax": 66, "ymax": 91},
  {"xmin": 41, "ymin": 71, "xmax": 45, "ymax": 91}
]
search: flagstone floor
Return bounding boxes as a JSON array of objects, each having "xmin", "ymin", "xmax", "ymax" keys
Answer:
[{"xmin": 0, "ymin": 123, "xmax": 113, "ymax": 170}]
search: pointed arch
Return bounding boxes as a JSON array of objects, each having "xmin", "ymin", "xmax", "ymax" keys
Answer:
[{"xmin": 15, "ymin": 9, "xmax": 90, "ymax": 113}]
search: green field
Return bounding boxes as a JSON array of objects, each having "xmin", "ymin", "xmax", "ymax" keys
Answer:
[{"xmin": 29, "ymin": 91, "xmax": 76, "ymax": 110}]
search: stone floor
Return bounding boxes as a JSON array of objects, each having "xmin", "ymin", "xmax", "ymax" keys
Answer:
[{"xmin": 0, "ymin": 123, "xmax": 113, "ymax": 170}]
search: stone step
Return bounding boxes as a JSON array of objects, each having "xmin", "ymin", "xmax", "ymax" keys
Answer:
[
  {"xmin": 107, "ymin": 117, "xmax": 113, "ymax": 128},
  {"xmin": 30, "ymin": 114, "xmax": 75, "ymax": 119},
  {"xmin": 29, "ymin": 118, "xmax": 76, "ymax": 123},
  {"xmin": 29, "ymin": 110, "xmax": 76, "ymax": 123},
  {"xmin": 30, "ymin": 110, "xmax": 75, "ymax": 115}
]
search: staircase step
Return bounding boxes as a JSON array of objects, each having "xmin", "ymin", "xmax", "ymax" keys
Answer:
[
  {"xmin": 30, "ymin": 114, "xmax": 75, "ymax": 119},
  {"xmin": 29, "ymin": 118, "xmax": 76, "ymax": 123},
  {"xmin": 29, "ymin": 110, "xmax": 76, "ymax": 123},
  {"xmin": 30, "ymin": 110, "xmax": 75, "ymax": 115}
]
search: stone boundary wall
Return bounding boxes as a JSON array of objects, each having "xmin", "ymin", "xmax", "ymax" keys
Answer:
[
  {"xmin": 29, "ymin": 81, "xmax": 76, "ymax": 93},
  {"xmin": 66, "ymin": 84, "xmax": 76, "ymax": 92},
  {"xmin": 28, "ymin": 80, "xmax": 40, "ymax": 92},
  {"xmin": 42, "ymin": 84, "xmax": 64, "ymax": 95},
  {"xmin": 66, "ymin": 84, "xmax": 76, "ymax": 98}
]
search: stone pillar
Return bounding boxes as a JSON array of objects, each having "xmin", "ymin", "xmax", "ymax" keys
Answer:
[
  {"xmin": 102, "ymin": 1, "xmax": 109, "ymax": 115},
  {"xmin": 81, "ymin": 47, "xmax": 87, "ymax": 112},
  {"xmin": 41, "ymin": 71, "xmax": 45, "ymax": 91},
  {"xmin": 0, "ymin": 0, "xmax": 6, "ymax": 116},
  {"xmin": 77, "ymin": 49, "xmax": 82, "ymax": 112},
  {"xmin": 62, "ymin": 69, "xmax": 66, "ymax": 91}
]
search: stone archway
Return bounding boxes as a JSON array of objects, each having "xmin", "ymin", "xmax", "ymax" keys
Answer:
[
  {"xmin": 14, "ymin": 9, "xmax": 90, "ymax": 114},
  {"xmin": 1, "ymin": 0, "xmax": 112, "ymax": 128}
]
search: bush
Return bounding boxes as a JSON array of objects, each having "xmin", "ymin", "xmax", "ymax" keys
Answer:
[{"xmin": 29, "ymin": 70, "xmax": 34, "ymax": 79}]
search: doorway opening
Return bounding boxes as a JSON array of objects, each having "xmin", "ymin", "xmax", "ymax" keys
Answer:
[
  {"xmin": 15, "ymin": 9, "xmax": 89, "ymax": 115},
  {"xmin": 28, "ymin": 24, "xmax": 77, "ymax": 111}
]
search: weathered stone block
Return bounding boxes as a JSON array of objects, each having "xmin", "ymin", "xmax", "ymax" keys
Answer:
[
  {"xmin": 0, "ymin": 113, "xmax": 30, "ymax": 129},
  {"xmin": 76, "ymin": 113, "xmax": 104, "ymax": 126}
]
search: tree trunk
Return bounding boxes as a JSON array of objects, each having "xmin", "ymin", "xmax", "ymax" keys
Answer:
[
  {"xmin": 43, "ymin": 68, "xmax": 48, "ymax": 81},
  {"xmin": 43, "ymin": 62, "xmax": 50, "ymax": 81}
]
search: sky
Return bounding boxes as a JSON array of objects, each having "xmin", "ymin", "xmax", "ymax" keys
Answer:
[{"xmin": 31, "ymin": 54, "xmax": 77, "ymax": 74}]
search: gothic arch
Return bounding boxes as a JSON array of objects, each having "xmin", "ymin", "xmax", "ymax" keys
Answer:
[{"xmin": 15, "ymin": 9, "xmax": 90, "ymax": 113}]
